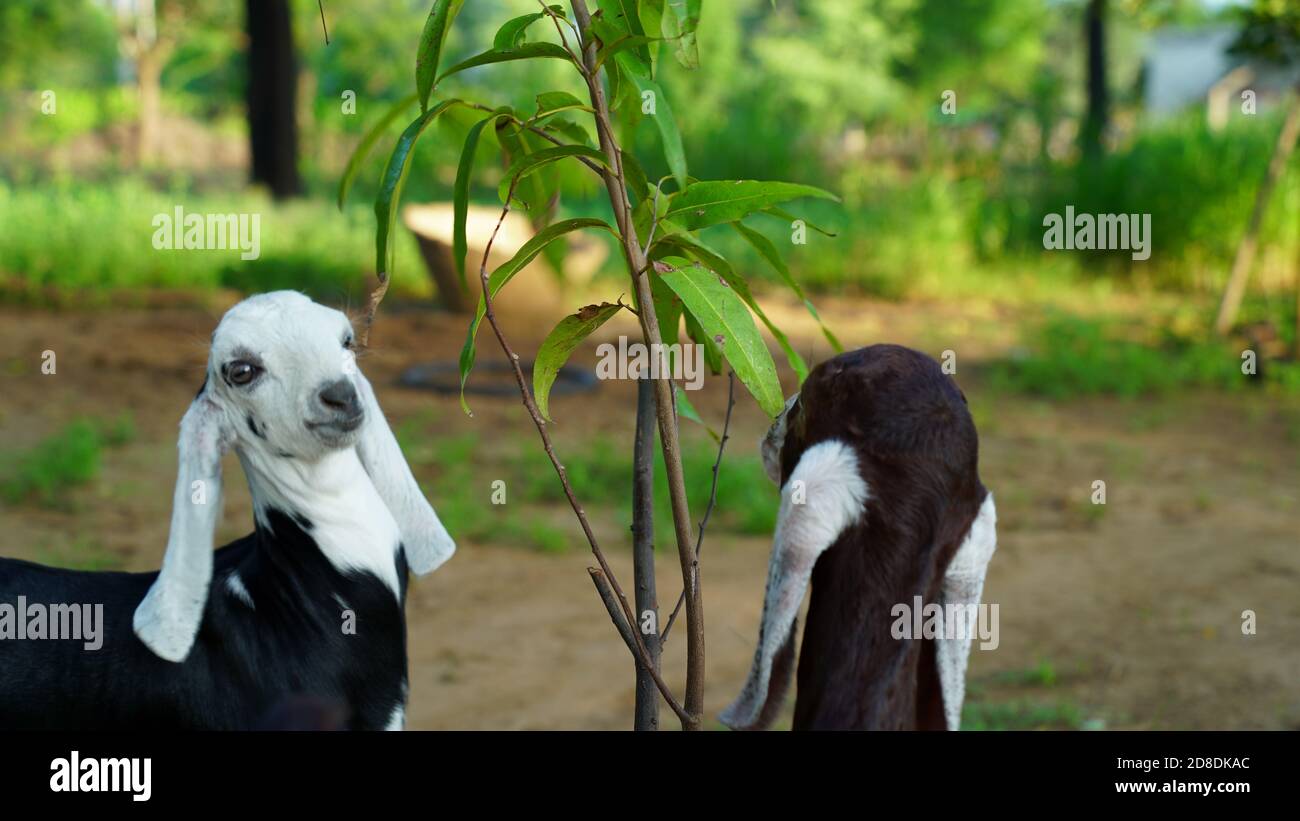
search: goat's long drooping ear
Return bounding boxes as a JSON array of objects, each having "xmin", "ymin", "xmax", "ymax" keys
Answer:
[
  {"xmin": 935, "ymin": 492, "xmax": 997, "ymax": 731},
  {"xmin": 719, "ymin": 440, "xmax": 869, "ymax": 730},
  {"xmin": 352, "ymin": 367, "xmax": 455, "ymax": 575},
  {"xmin": 134, "ymin": 392, "xmax": 231, "ymax": 662}
]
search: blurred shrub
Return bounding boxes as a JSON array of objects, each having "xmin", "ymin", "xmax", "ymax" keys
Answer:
[
  {"xmin": 987, "ymin": 111, "xmax": 1300, "ymax": 289},
  {"xmin": 0, "ymin": 179, "xmax": 431, "ymax": 303},
  {"xmin": 987, "ymin": 313, "xmax": 1300, "ymax": 399}
]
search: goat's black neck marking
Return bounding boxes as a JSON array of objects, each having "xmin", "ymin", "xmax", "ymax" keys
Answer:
[{"xmin": 291, "ymin": 511, "xmax": 314, "ymax": 531}]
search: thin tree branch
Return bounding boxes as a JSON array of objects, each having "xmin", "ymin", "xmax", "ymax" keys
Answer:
[
  {"xmin": 661, "ymin": 371, "xmax": 735, "ymax": 644},
  {"xmin": 570, "ymin": 0, "xmax": 705, "ymax": 729},
  {"xmin": 475, "ymin": 175, "xmax": 689, "ymax": 726}
]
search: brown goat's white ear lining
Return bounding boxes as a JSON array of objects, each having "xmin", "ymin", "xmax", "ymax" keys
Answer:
[
  {"xmin": 936, "ymin": 492, "xmax": 997, "ymax": 730},
  {"xmin": 719, "ymin": 439, "xmax": 868, "ymax": 730}
]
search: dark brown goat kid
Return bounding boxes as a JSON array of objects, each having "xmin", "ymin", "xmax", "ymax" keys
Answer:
[{"xmin": 720, "ymin": 344, "xmax": 997, "ymax": 731}]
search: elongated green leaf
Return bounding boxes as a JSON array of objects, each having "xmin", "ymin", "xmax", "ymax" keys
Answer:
[
  {"xmin": 439, "ymin": 42, "xmax": 574, "ymax": 84},
  {"xmin": 665, "ymin": 180, "xmax": 838, "ymax": 232},
  {"xmin": 657, "ymin": 259, "xmax": 784, "ymax": 416},
  {"xmin": 595, "ymin": 34, "xmax": 661, "ymax": 71},
  {"xmin": 762, "ymin": 205, "xmax": 837, "ymax": 237},
  {"xmin": 416, "ymin": 0, "xmax": 465, "ymax": 113},
  {"xmin": 534, "ymin": 91, "xmax": 592, "ymax": 119},
  {"xmin": 674, "ymin": 384, "xmax": 717, "ymax": 440},
  {"xmin": 733, "ymin": 223, "xmax": 843, "ymax": 353},
  {"xmin": 375, "ymin": 99, "xmax": 459, "ymax": 277},
  {"xmin": 498, "ymin": 144, "xmax": 611, "ymax": 205},
  {"xmin": 685, "ymin": 308, "xmax": 723, "ymax": 375},
  {"xmin": 337, "ymin": 92, "xmax": 417, "ymax": 210},
  {"xmin": 654, "ymin": 234, "xmax": 808, "ymax": 381},
  {"xmin": 458, "ymin": 218, "xmax": 618, "ymax": 414},
  {"xmin": 496, "ymin": 121, "xmax": 554, "ymax": 227},
  {"xmin": 493, "ymin": 9, "xmax": 565, "ymax": 51},
  {"xmin": 663, "ymin": 0, "xmax": 701, "ymax": 69},
  {"xmin": 621, "ymin": 149, "xmax": 650, "ymax": 202},
  {"xmin": 533, "ymin": 302, "xmax": 623, "ymax": 420},
  {"xmin": 542, "ymin": 116, "xmax": 595, "ymax": 147},
  {"xmin": 453, "ymin": 106, "xmax": 512, "ymax": 288},
  {"xmin": 614, "ymin": 52, "xmax": 687, "ymax": 189}
]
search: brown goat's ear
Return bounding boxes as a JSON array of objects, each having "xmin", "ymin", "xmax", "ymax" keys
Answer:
[
  {"xmin": 719, "ymin": 439, "xmax": 868, "ymax": 730},
  {"xmin": 936, "ymin": 492, "xmax": 997, "ymax": 730}
]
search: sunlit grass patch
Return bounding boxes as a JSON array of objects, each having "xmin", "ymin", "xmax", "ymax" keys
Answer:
[{"xmin": 0, "ymin": 415, "xmax": 135, "ymax": 508}]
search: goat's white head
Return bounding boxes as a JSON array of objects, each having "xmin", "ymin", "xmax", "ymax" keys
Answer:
[{"xmin": 133, "ymin": 291, "xmax": 455, "ymax": 663}]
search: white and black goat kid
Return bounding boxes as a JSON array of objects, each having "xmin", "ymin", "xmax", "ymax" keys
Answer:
[
  {"xmin": 720, "ymin": 344, "xmax": 996, "ymax": 731},
  {"xmin": 0, "ymin": 291, "xmax": 454, "ymax": 730}
]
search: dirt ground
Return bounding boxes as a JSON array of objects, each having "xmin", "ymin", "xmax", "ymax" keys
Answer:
[{"xmin": 0, "ymin": 293, "xmax": 1297, "ymax": 730}]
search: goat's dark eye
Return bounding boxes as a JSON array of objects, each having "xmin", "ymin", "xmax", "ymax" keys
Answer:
[
  {"xmin": 342, "ymin": 334, "xmax": 355, "ymax": 350},
  {"xmin": 227, "ymin": 361, "xmax": 262, "ymax": 386}
]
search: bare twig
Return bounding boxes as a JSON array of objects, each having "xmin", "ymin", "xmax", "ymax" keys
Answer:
[
  {"xmin": 358, "ymin": 273, "xmax": 390, "ymax": 350},
  {"xmin": 631, "ymin": 376, "xmax": 660, "ymax": 730},
  {"xmin": 536, "ymin": 0, "xmax": 584, "ymax": 67},
  {"xmin": 571, "ymin": 0, "xmax": 705, "ymax": 730},
  {"xmin": 661, "ymin": 371, "xmax": 735, "ymax": 645},
  {"xmin": 462, "ymin": 101, "xmax": 605, "ymax": 175},
  {"xmin": 475, "ymin": 176, "xmax": 689, "ymax": 725}
]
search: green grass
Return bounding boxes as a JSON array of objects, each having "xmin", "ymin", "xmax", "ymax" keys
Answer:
[
  {"xmin": 986, "ymin": 313, "xmax": 1300, "ymax": 399},
  {"xmin": 397, "ymin": 421, "xmax": 776, "ymax": 554},
  {"xmin": 0, "ymin": 415, "xmax": 134, "ymax": 508},
  {"xmin": 0, "ymin": 180, "xmax": 431, "ymax": 304},
  {"xmin": 962, "ymin": 699, "xmax": 1085, "ymax": 731}
]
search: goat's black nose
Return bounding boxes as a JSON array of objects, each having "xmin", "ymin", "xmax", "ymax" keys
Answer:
[{"xmin": 318, "ymin": 379, "xmax": 360, "ymax": 415}]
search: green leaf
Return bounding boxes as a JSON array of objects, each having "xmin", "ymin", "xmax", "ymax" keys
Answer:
[
  {"xmin": 655, "ymin": 234, "xmax": 809, "ymax": 381},
  {"xmin": 674, "ymin": 384, "xmax": 718, "ymax": 440},
  {"xmin": 663, "ymin": 0, "xmax": 701, "ymax": 69},
  {"xmin": 613, "ymin": 52, "xmax": 687, "ymax": 189},
  {"xmin": 733, "ymin": 223, "xmax": 843, "ymax": 353},
  {"xmin": 453, "ymin": 107, "xmax": 512, "ymax": 289},
  {"xmin": 496, "ymin": 121, "xmax": 554, "ymax": 225},
  {"xmin": 533, "ymin": 302, "xmax": 624, "ymax": 420},
  {"xmin": 657, "ymin": 259, "xmax": 784, "ymax": 416},
  {"xmin": 685, "ymin": 308, "xmax": 723, "ymax": 374},
  {"xmin": 498, "ymin": 144, "xmax": 611, "ymax": 206},
  {"xmin": 542, "ymin": 117, "xmax": 595, "ymax": 147},
  {"xmin": 492, "ymin": 8, "xmax": 564, "ymax": 51},
  {"xmin": 621, "ymin": 149, "xmax": 650, "ymax": 202},
  {"xmin": 458, "ymin": 218, "xmax": 618, "ymax": 414},
  {"xmin": 337, "ymin": 92, "xmax": 417, "ymax": 210},
  {"xmin": 762, "ymin": 205, "xmax": 837, "ymax": 237},
  {"xmin": 416, "ymin": 0, "xmax": 465, "ymax": 113},
  {"xmin": 595, "ymin": 34, "xmax": 662, "ymax": 71},
  {"xmin": 438, "ymin": 42, "xmax": 575, "ymax": 84},
  {"xmin": 665, "ymin": 180, "xmax": 838, "ymax": 232},
  {"xmin": 534, "ymin": 91, "xmax": 592, "ymax": 119},
  {"xmin": 374, "ymin": 99, "xmax": 460, "ymax": 277}
]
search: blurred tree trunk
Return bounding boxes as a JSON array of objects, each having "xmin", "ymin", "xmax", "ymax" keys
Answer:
[
  {"xmin": 113, "ymin": 0, "xmax": 174, "ymax": 168},
  {"xmin": 245, "ymin": 0, "xmax": 302, "ymax": 199},
  {"xmin": 136, "ymin": 48, "xmax": 163, "ymax": 166},
  {"xmin": 1215, "ymin": 89, "xmax": 1300, "ymax": 336},
  {"xmin": 1081, "ymin": 0, "xmax": 1108, "ymax": 160}
]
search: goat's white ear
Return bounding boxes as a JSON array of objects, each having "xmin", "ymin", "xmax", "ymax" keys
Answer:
[
  {"xmin": 935, "ymin": 492, "xmax": 997, "ymax": 731},
  {"xmin": 134, "ymin": 390, "xmax": 230, "ymax": 663},
  {"xmin": 719, "ymin": 440, "xmax": 868, "ymax": 730},
  {"xmin": 352, "ymin": 367, "xmax": 455, "ymax": 575}
]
